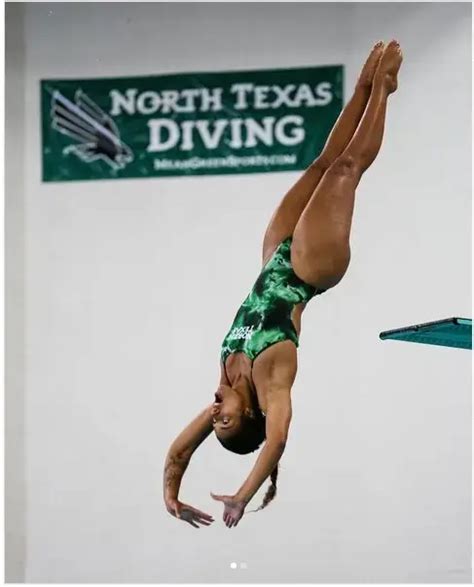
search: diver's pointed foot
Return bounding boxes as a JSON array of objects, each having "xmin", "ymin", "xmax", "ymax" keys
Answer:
[
  {"xmin": 357, "ymin": 41, "xmax": 385, "ymax": 88},
  {"xmin": 374, "ymin": 39, "xmax": 403, "ymax": 93}
]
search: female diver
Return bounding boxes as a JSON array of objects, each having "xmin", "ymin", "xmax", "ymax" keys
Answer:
[{"xmin": 163, "ymin": 40, "xmax": 403, "ymax": 528}]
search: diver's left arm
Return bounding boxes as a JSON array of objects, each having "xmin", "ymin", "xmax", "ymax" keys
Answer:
[{"xmin": 164, "ymin": 405, "xmax": 216, "ymax": 528}]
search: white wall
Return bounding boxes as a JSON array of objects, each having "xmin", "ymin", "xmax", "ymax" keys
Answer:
[
  {"xmin": 5, "ymin": 3, "xmax": 26, "ymax": 582},
  {"xmin": 6, "ymin": 2, "xmax": 471, "ymax": 583}
]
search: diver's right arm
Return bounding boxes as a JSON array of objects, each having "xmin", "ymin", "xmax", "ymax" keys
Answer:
[{"xmin": 163, "ymin": 405, "xmax": 215, "ymax": 528}]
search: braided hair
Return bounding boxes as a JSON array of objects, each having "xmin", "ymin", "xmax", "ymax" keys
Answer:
[{"xmin": 246, "ymin": 464, "xmax": 278, "ymax": 513}]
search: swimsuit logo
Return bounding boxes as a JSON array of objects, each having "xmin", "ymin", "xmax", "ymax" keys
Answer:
[
  {"xmin": 50, "ymin": 89, "xmax": 134, "ymax": 170},
  {"xmin": 228, "ymin": 325, "xmax": 255, "ymax": 341}
]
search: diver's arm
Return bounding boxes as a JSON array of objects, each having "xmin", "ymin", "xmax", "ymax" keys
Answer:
[
  {"xmin": 235, "ymin": 389, "xmax": 292, "ymax": 504},
  {"xmin": 163, "ymin": 405, "xmax": 213, "ymax": 506}
]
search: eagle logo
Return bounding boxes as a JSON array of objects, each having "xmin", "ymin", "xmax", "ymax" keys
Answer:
[{"xmin": 50, "ymin": 89, "xmax": 134, "ymax": 171}]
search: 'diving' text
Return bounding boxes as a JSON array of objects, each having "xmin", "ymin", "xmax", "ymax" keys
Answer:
[{"xmin": 147, "ymin": 115, "xmax": 305, "ymax": 152}]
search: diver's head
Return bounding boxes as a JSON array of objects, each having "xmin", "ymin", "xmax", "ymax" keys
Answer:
[
  {"xmin": 212, "ymin": 385, "xmax": 266, "ymax": 454},
  {"xmin": 212, "ymin": 384, "xmax": 278, "ymax": 512}
]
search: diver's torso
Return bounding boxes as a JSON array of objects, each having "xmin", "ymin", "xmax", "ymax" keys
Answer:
[
  {"xmin": 220, "ymin": 302, "xmax": 306, "ymax": 411},
  {"xmin": 220, "ymin": 237, "xmax": 323, "ymax": 366}
]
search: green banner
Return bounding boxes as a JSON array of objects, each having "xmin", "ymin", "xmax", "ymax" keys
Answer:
[{"xmin": 41, "ymin": 65, "xmax": 343, "ymax": 182}]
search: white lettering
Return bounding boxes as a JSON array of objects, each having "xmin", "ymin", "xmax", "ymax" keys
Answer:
[
  {"xmin": 314, "ymin": 82, "xmax": 333, "ymax": 106},
  {"xmin": 148, "ymin": 115, "xmax": 307, "ymax": 152},
  {"xmin": 137, "ymin": 91, "xmax": 161, "ymax": 115},
  {"xmin": 180, "ymin": 88, "xmax": 202, "ymax": 112},
  {"xmin": 160, "ymin": 90, "xmax": 180, "ymax": 114},
  {"xmin": 274, "ymin": 115, "xmax": 305, "ymax": 146},
  {"xmin": 229, "ymin": 325, "xmax": 255, "ymax": 340},
  {"xmin": 244, "ymin": 117, "xmax": 275, "ymax": 148},
  {"xmin": 254, "ymin": 85, "xmax": 270, "ymax": 109},
  {"xmin": 147, "ymin": 119, "xmax": 180, "ymax": 152},
  {"xmin": 200, "ymin": 88, "xmax": 223, "ymax": 112},
  {"xmin": 230, "ymin": 83, "xmax": 254, "ymax": 110},
  {"xmin": 272, "ymin": 84, "xmax": 296, "ymax": 108},
  {"xmin": 293, "ymin": 83, "xmax": 318, "ymax": 107},
  {"xmin": 109, "ymin": 88, "xmax": 138, "ymax": 115},
  {"xmin": 180, "ymin": 120, "xmax": 195, "ymax": 151},
  {"xmin": 195, "ymin": 120, "xmax": 229, "ymax": 149},
  {"xmin": 228, "ymin": 118, "xmax": 244, "ymax": 148}
]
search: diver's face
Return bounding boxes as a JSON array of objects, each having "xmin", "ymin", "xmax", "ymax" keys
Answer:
[{"xmin": 212, "ymin": 386, "xmax": 244, "ymax": 439}]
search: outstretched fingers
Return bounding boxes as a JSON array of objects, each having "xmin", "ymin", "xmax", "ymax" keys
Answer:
[
  {"xmin": 185, "ymin": 515, "xmax": 213, "ymax": 529},
  {"xmin": 190, "ymin": 507, "xmax": 214, "ymax": 522},
  {"xmin": 180, "ymin": 506, "xmax": 215, "ymax": 528}
]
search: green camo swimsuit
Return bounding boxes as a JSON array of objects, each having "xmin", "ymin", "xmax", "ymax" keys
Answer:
[{"xmin": 221, "ymin": 237, "xmax": 326, "ymax": 364}]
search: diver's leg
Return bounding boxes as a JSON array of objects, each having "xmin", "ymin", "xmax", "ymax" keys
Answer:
[
  {"xmin": 291, "ymin": 40, "xmax": 403, "ymax": 289},
  {"xmin": 261, "ymin": 41, "xmax": 385, "ymax": 264}
]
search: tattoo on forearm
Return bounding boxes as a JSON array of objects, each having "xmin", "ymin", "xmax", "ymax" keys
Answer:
[{"xmin": 164, "ymin": 454, "xmax": 189, "ymax": 493}]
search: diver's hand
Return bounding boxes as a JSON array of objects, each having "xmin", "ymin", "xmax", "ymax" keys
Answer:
[
  {"xmin": 166, "ymin": 498, "xmax": 214, "ymax": 529},
  {"xmin": 210, "ymin": 492, "xmax": 246, "ymax": 528}
]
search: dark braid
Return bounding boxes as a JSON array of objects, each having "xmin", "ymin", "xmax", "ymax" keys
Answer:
[{"xmin": 247, "ymin": 464, "xmax": 279, "ymax": 513}]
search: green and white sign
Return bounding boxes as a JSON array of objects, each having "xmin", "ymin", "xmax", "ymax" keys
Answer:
[{"xmin": 41, "ymin": 65, "xmax": 343, "ymax": 182}]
